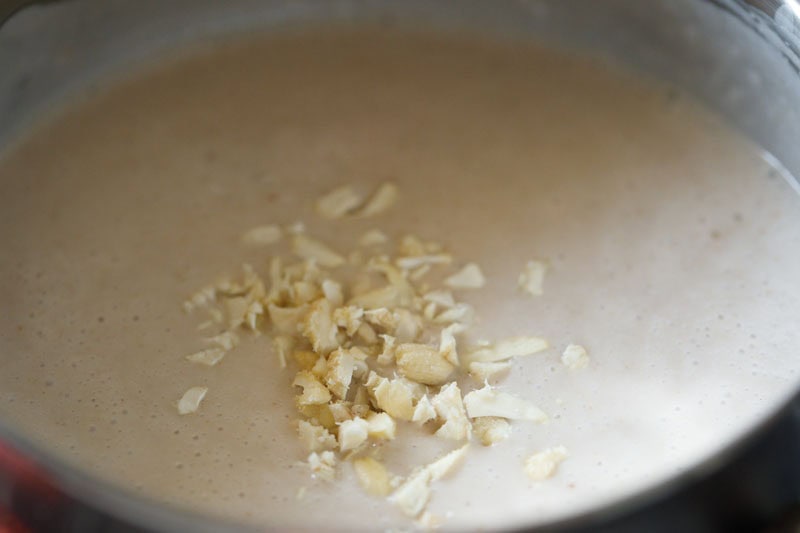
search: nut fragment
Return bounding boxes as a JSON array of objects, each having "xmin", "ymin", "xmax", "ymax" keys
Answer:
[
  {"xmin": 445, "ymin": 263, "xmax": 486, "ymax": 290},
  {"xmin": 366, "ymin": 411, "xmax": 397, "ymax": 440},
  {"xmin": 434, "ymin": 303, "xmax": 474, "ymax": 325},
  {"xmin": 524, "ymin": 446, "xmax": 568, "ymax": 480},
  {"xmin": 374, "ymin": 334, "xmax": 396, "ymax": 365},
  {"xmin": 293, "ymin": 350, "xmax": 318, "ymax": 371},
  {"xmin": 297, "ymin": 420, "xmax": 337, "ymax": 452},
  {"xmin": 431, "ymin": 383, "xmax": 471, "ymax": 441},
  {"xmin": 423, "ymin": 290, "xmax": 455, "ymax": 308},
  {"xmin": 183, "ymin": 286, "xmax": 216, "ymax": 313},
  {"xmin": 463, "ymin": 384, "xmax": 547, "ymax": 422},
  {"xmin": 292, "ymin": 234, "xmax": 345, "ymax": 268},
  {"xmin": 348, "ymin": 285, "xmax": 403, "ymax": 310},
  {"xmin": 425, "ymin": 443, "xmax": 469, "ymax": 482},
  {"xmin": 185, "ymin": 347, "xmax": 226, "ymax": 366},
  {"xmin": 325, "ymin": 348, "xmax": 356, "ymax": 399},
  {"xmin": 389, "ymin": 469, "xmax": 431, "ymax": 518},
  {"xmin": 316, "ymin": 185, "xmax": 364, "ymax": 219},
  {"xmin": 301, "ymin": 298, "xmax": 340, "ymax": 355},
  {"xmin": 307, "ymin": 451, "xmax": 337, "ymax": 481},
  {"xmin": 225, "ymin": 296, "xmax": 249, "ymax": 329},
  {"xmin": 439, "ymin": 323, "xmax": 464, "ymax": 366},
  {"xmin": 562, "ymin": 344, "xmax": 590, "ymax": 370},
  {"xmin": 518, "ymin": 260, "xmax": 547, "ymax": 296},
  {"xmin": 321, "ymin": 279, "xmax": 344, "ymax": 307},
  {"xmin": 466, "ymin": 336, "xmax": 549, "ymax": 363},
  {"xmin": 396, "ymin": 254, "xmax": 452, "ymax": 270},
  {"xmin": 359, "ymin": 229, "xmax": 388, "ymax": 247},
  {"xmin": 393, "ymin": 309, "xmax": 421, "ymax": 343},
  {"xmin": 204, "ymin": 331, "xmax": 239, "ymax": 351},
  {"xmin": 338, "ymin": 417, "xmax": 369, "ymax": 452},
  {"xmin": 356, "ymin": 322, "xmax": 379, "ymax": 346},
  {"xmin": 267, "ymin": 304, "xmax": 306, "ymax": 334},
  {"xmin": 357, "ymin": 182, "xmax": 398, "ymax": 217},
  {"xmin": 328, "ymin": 401, "xmax": 353, "ymax": 424},
  {"xmin": 286, "ymin": 221, "xmax": 306, "ymax": 235},
  {"xmin": 241, "ymin": 224, "xmax": 282, "ymax": 245},
  {"xmin": 333, "ymin": 305, "xmax": 364, "ymax": 336},
  {"xmin": 353, "ymin": 457, "xmax": 392, "ymax": 496},
  {"xmin": 389, "ymin": 444, "xmax": 469, "ymax": 517},
  {"xmin": 472, "ymin": 417, "xmax": 511, "ymax": 446},
  {"xmin": 364, "ymin": 308, "xmax": 397, "ymax": 331},
  {"xmin": 468, "ymin": 361, "xmax": 512, "ymax": 381},
  {"xmin": 416, "ymin": 512, "xmax": 443, "ymax": 530},
  {"xmin": 412, "ymin": 395, "xmax": 437, "ymax": 425},
  {"xmin": 366, "ymin": 372, "xmax": 416, "ymax": 421},
  {"xmin": 273, "ymin": 335, "xmax": 294, "ymax": 369},
  {"xmin": 396, "ymin": 343, "xmax": 454, "ymax": 385},
  {"xmin": 177, "ymin": 386, "xmax": 208, "ymax": 415},
  {"xmin": 293, "ymin": 371, "xmax": 332, "ymax": 405},
  {"xmin": 398, "ymin": 234, "xmax": 427, "ymax": 256}
]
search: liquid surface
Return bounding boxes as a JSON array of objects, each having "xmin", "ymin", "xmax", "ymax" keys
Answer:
[{"xmin": 1, "ymin": 30, "xmax": 800, "ymax": 530}]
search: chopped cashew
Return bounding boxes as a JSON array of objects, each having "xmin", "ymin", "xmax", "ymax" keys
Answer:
[
  {"xmin": 273, "ymin": 335, "xmax": 294, "ymax": 369},
  {"xmin": 463, "ymin": 384, "xmax": 548, "ymax": 422},
  {"xmin": 307, "ymin": 451, "xmax": 337, "ymax": 481},
  {"xmin": 359, "ymin": 229, "xmax": 388, "ymax": 247},
  {"xmin": 204, "ymin": 331, "xmax": 239, "ymax": 351},
  {"xmin": 434, "ymin": 303, "xmax": 474, "ymax": 325},
  {"xmin": 241, "ymin": 224, "xmax": 282, "ymax": 245},
  {"xmin": 466, "ymin": 336, "xmax": 549, "ymax": 363},
  {"xmin": 185, "ymin": 347, "xmax": 226, "ymax": 366},
  {"xmin": 389, "ymin": 469, "xmax": 431, "ymax": 518},
  {"xmin": 423, "ymin": 290, "xmax": 455, "ymax": 308},
  {"xmin": 177, "ymin": 386, "xmax": 208, "ymax": 415},
  {"xmin": 297, "ymin": 420, "xmax": 337, "ymax": 452},
  {"xmin": 562, "ymin": 344, "xmax": 590, "ymax": 370},
  {"xmin": 301, "ymin": 298, "xmax": 340, "ymax": 355},
  {"xmin": 366, "ymin": 411, "xmax": 397, "ymax": 440},
  {"xmin": 325, "ymin": 348, "xmax": 355, "ymax": 399},
  {"xmin": 396, "ymin": 343, "xmax": 454, "ymax": 385},
  {"xmin": 396, "ymin": 254, "xmax": 452, "ymax": 270},
  {"xmin": 293, "ymin": 371, "xmax": 332, "ymax": 405},
  {"xmin": 468, "ymin": 360, "xmax": 512, "ymax": 381},
  {"xmin": 333, "ymin": 305, "xmax": 364, "ymax": 336},
  {"xmin": 292, "ymin": 234, "xmax": 345, "ymax": 268},
  {"xmin": 338, "ymin": 417, "xmax": 369, "ymax": 452},
  {"xmin": 353, "ymin": 457, "xmax": 392, "ymax": 496},
  {"xmin": 432, "ymin": 383, "xmax": 471, "ymax": 440},
  {"xmin": 389, "ymin": 444, "xmax": 469, "ymax": 517},
  {"xmin": 412, "ymin": 395, "xmax": 437, "ymax": 425},
  {"xmin": 293, "ymin": 350, "xmax": 318, "ymax": 370},
  {"xmin": 267, "ymin": 304, "xmax": 306, "ymax": 334},
  {"xmin": 316, "ymin": 185, "xmax": 364, "ymax": 219},
  {"xmin": 357, "ymin": 182, "xmax": 398, "ymax": 217},
  {"xmin": 321, "ymin": 279, "xmax": 344, "ymax": 307},
  {"xmin": 426, "ymin": 443, "xmax": 469, "ymax": 481},
  {"xmin": 393, "ymin": 309, "xmax": 421, "ymax": 343},
  {"xmin": 445, "ymin": 263, "xmax": 486, "ymax": 290},
  {"xmin": 524, "ymin": 446, "xmax": 568, "ymax": 480},
  {"xmin": 439, "ymin": 323, "xmax": 465, "ymax": 366},
  {"xmin": 518, "ymin": 260, "xmax": 547, "ymax": 296},
  {"xmin": 472, "ymin": 417, "xmax": 511, "ymax": 446},
  {"xmin": 366, "ymin": 372, "xmax": 416, "ymax": 421}
]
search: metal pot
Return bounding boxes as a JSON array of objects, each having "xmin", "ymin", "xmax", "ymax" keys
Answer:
[{"xmin": 0, "ymin": 1, "xmax": 798, "ymax": 531}]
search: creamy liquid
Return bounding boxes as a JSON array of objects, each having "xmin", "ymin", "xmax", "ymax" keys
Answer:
[{"xmin": 1, "ymin": 30, "xmax": 800, "ymax": 530}]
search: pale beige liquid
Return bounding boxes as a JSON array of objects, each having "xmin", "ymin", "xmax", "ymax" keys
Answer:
[{"xmin": 1, "ymin": 30, "xmax": 800, "ymax": 530}]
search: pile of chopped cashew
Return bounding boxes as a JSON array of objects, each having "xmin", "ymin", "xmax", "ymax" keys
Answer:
[{"xmin": 176, "ymin": 182, "xmax": 588, "ymax": 525}]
